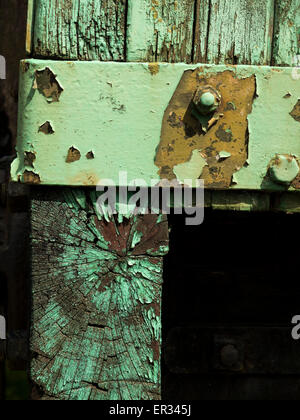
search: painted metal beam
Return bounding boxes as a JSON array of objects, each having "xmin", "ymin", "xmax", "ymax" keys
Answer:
[{"xmin": 12, "ymin": 60, "xmax": 300, "ymax": 191}]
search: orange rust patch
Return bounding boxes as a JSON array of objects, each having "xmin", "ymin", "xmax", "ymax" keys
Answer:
[{"xmin": 155, "ymin": 69, "xmax": 256, "ymax": 189}]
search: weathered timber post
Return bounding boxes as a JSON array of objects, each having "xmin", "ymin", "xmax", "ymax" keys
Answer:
[{"xmin": 25, "ymin": 0, "xmax": 170, "ymax": 400}]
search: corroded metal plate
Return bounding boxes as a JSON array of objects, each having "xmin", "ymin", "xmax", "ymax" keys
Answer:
[{"xmin": 155, "ymin": 69, "xmax": 256, "ymax": 188}]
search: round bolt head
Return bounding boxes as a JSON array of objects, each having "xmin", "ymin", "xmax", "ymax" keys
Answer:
[
  {"xmin": 200, "ymin": 92, "xmax": 216, "ymax": 107},
  {"xmin": 270, "ymin": 154, "xmax": 299, "ymax": 185},
  {"xmin": 193, "ymin": 85, "xmax": 221, "ymax": 116}
]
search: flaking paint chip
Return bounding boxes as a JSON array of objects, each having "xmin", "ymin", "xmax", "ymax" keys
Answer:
[
  {"xmin": 34, "ymin": 67, "xmax": 63, "ymax": 102},
  {"xmin": 38, "ymin": 121, "xmax": 54, "ymax": 135},
  {"xmin": 86, "ymin": 151, "xmax": 95, "ymax": 160}
]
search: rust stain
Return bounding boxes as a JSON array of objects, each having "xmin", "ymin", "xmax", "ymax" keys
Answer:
[
  {"xmin": 20, "ymin": 61, "xmax": 29, "ymax": 73},
  {"xmin": 155, "ymin": 69, "xmax": 256, "ymax": 188},
  {"xmin": 66, "ymin": 147, "xmax": 81, "ymax": 163},
  {"xmin": 34, "ymin": 67, "xmax": 63, "ymax": 102},
  {"xmin": 86, "ymin": 151, "xmax": 95, "ymax": 160},
  {"xmin": 23, "ymin": 170, "xmax": 41, "ymax": 184},
  {"xmin": 148, "ymin": 63, "xmax": 160, "ymax": 76},
  {"xmin": 290, "ymin": 100, "xmax": 300, "ymax": 122},
  {"xmin": 38, "ymin": 121, "xmax": 54, "ymax": 135},
  {"xmin": 24, "ymin": 151, "xmax": 36, "ymax": 167},
  {"xmin": 70, "ymin": 171, "xmax": 100, "ymax": 186}
]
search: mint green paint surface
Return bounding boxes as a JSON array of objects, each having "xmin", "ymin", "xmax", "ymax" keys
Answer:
[
  {"xmin": 12, "ymin": 60, "xmax": 300, "ymax": 191},
  {"xmin": 30, "ymin": 189, "xmax": 169, "ymax": 400}
]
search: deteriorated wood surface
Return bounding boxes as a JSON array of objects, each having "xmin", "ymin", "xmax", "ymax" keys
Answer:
[
  {"xmin": 33, "ymin": 0, "xmax": 126, "ymax": 60},
  {"xmin": 126, "ymin": 0, "xmax": 196, "ymax": 62},
  {"xmin": 193, "ymin": 0, "xmax": 210, "ymax": 63},
  {"xmin": 194, "ymin": 0, "xmax": 275, "ymax": 65},
  {"xmin": 273, "ymin": 0, "xmax": 300, "ymax": 66},
  {"xmin": 30, "ymin": 189, "xmax": 168, "ymax": 400},
  {"xmin": 31, "ymin": 0, "xmax": 299, "ymax": 65}
]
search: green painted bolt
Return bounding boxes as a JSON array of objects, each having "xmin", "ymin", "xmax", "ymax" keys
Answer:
[
  {"xmin": 200, "ymin": 92, "xmax": 216, "ymax": 108},
  {"xmin": 193, "ymin": 86, "xmax": 221, "ymax": 116},
  {"xmin": 269, "ymin": 155, "xmax": 300, "ymax": 185}
]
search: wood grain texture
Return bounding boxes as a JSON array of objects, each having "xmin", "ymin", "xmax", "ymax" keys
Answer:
[
  {"xmin": 194, "ymin": 0, "xmax": 275, "ymax": 64},
  {"xmin": 273, "ymin": 0, "xmax": 300, "ymax": 66},
  {"xmin": 127, "ymin": 0, "xmax": 196, "ymax": 62},
  {"xmin": 33, "ymin": 0, "xmax": 126, "ymax": 61},
  {"xmin": 30, "ymin": 189, "xmax": 168, "ymax": 400}
]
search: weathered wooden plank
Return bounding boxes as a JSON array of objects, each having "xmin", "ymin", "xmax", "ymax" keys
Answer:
[
  {"xmin": 194, "ymin": 0, "xmax": 275, "ymax": 65},
  {"xmin": 272, "ymin": 0, "xmax": 300, "ymax": 66},
  {"xmin": 33, "ymin": 0, "xmax": 126, "ymax": 61},
  {"xmin": 127, "ymin": 0, "xmax": 196, "ymax": 62},
  {"xmin": 26, "ymin": 0, "xmax": 35, "ymax": 54},
  {"xmin": 30, "ymin": 189, "xmax": 168, "ymax": 400},
  {"xmin": 12, "ymin": 61, "xmax": 300, "ymax": 191}
]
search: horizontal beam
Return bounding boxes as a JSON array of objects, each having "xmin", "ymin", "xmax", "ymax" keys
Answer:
[{"xmin": 12, "ymin": 60, "xmax": 300, "ymax": 191}]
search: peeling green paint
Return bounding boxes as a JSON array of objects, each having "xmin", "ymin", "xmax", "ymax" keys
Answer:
[{"xmin": 33, "ymin": 0, "xmax": 126, "ymax": 61}]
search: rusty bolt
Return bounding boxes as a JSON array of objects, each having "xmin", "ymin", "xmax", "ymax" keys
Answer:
[
  {"xmin": 269, "ymin": 154, "xmax": 300, "ymax": 185},
  {"xmin": 193, "ymin": 86, "xmax": 221, "ymax": 115},
  {"xmin": 220, "ymin": 344, "xmax": 239, "ymax": 368}
]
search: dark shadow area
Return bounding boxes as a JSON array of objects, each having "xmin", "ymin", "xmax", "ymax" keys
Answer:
[{"xmin": 162, "ymin": 210, "xmax": 300, "ymax": 400}]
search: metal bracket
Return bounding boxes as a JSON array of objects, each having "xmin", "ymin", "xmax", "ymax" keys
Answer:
[{"xmin": 11, "ymin": 60, "xmax": 300, "ymax": 191}]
